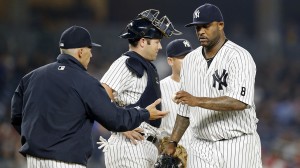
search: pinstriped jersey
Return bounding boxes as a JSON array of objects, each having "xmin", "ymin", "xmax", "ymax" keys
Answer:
[
  {"xmin": 160, "ymin": 76, "xmax": 191, "ymax": 148},
  {"xmin": 100, "ymin": 55, "xmax": 147, "ymax": 106},
  {"xmin": 101, "ymin": 54, "xmax": 160, "ymax": 168},
  {"xmin": 178, "ymin": 40, "xmax": 258, "ymax": 141}
]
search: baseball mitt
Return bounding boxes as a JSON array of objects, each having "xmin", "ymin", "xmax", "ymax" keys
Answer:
[
  {"xmin": 154, "ymin": 154, "xmax": 183, "ymax": 168},
  {"xmin": 157, "ymin": 136, "xmax": 187, "ymax": 168}
]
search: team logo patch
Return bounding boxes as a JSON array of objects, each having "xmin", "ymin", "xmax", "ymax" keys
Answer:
[{"xmin": 212, "ymin": 69, "xmax": 228, "ymax": 90}]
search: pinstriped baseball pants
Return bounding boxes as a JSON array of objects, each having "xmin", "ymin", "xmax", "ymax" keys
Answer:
[
  {"xmin": 187, "ymin": 132, "xmax": 262, "ymax": 168},
  {"xmin": 26, "ymin": 155, "xmax": 86, "ymax": 168},
  {"xmin": 104, "ymin": 133, "xmax": 158, "ymax": 168}
]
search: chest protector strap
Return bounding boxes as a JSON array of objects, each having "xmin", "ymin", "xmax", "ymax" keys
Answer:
[{"xmin": 124, "ymin": 51, "xmax": 161, "ymax": 128}]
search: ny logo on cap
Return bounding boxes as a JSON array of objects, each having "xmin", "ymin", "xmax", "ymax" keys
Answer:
[
  {"xmin": 194, "ymin": 10, "xmax": 200, "ymax": 18},
  {"xmin": 183, "ymin": 40, "xmax": 191, "ymax": 47}
]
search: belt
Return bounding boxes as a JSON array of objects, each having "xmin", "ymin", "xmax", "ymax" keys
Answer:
[
  {"xmin": 218, "ymin": 133, "xmax": 248, "ymax": 141},
  {"xmin": 140, "ymin": 133, "xmax": 158, "ymax": 144}
]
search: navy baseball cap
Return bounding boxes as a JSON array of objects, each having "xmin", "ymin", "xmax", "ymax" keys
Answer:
[
  {"xmin": 185, "ymin": 3, "xmax": 223, "ymax": 27},
  {"xmin": 166, "ymin": 39, "xmax": 193, "ymax": 57},
  {"xmin": 59, "ymin": 26, "xmax": 101, "ymax": 49}
]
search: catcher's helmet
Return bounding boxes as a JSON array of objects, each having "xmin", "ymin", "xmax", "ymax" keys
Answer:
[
  {"xmin": 120, "ymin": 18, "xmax": 164, "ymax": 39},
  {"xmin": 120, "ymin": 9, "xmax": 182, "ymax": 39}
]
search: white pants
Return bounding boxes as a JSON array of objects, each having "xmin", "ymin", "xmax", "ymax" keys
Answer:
[
  {"xmin": 187, "ymin": 132, "xmax": 262, "ymax": 168},
  {"xmin": 104, "ymin": 133, "xmax": 158, "ymax": 168},
  {"xmin": 26, "ymin": 155, "xmax": 86, "ymax": 168}
]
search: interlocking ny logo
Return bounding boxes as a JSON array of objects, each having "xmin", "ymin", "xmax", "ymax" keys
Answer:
[
  {"xmin": 183, "ymin": 40, "xmax": 191, "ymax": 47},
  {"xmin": 194, "ymin": 10, "xmax": 200, "ymax": 18},
  {"xmin": 212, "ymin": 69, "xmax": 228, "ymax": 90}
]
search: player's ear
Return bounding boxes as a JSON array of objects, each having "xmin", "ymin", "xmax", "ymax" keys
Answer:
[
  {"xmin": 167, "ymin": 57, "xmax": 173, "ymax": 66},
  {"xmin": 77, "ymin": 48, "xmax": 83, "ymax": 58},
  {"xmin": 139, "ymin": 38, "xmax": 146, "ymax": 48},
  {"xmin": 218, "ymin": 22, "xmax": 224, "ymax": 30}
]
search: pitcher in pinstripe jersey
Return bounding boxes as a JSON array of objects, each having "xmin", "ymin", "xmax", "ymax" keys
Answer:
[
  {"xmin": 99, "ymin": 9, "xmax": 182, "ymax": 168},
  {"xmin": 160, "ymin": 39, "xmax": 193, "ymax": 149},
  {"xmin": 165, "ymin": 4, "xmax": 262, "ymax": 168}
]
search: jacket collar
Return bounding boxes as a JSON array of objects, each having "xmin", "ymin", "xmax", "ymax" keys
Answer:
[{"xmin": 56, "ymin": 54, "xmax": 87, "ymax": 71}]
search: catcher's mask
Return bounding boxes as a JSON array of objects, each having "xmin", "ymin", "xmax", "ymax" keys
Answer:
[{"xmin": 120, "ymin": 9, "xmax": 182, "ymax": 39}]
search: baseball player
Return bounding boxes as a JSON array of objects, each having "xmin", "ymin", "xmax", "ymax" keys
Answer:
[
  {"xmin": 159, "ymin": 39, "xmax": 193, "ymax": 149},
  {"xmin": 99, "ymin": 9, "xmax": 181, "ymax": 168},
  {"xmin": 165, "ymin": 3, "xmax": 262, "ymax": 168}
]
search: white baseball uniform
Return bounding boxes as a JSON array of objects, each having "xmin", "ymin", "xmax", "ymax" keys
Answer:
[
  {"xmin": 160, "ymin": 76, "xmax": 191, "ymax": 149},
  {"xmin": 178, "ymin": 40, "xmax": 262, "ymax": 168},
  {"xmin": 100, "ymin": 55, "xmax": 159, "ymax": 168}
]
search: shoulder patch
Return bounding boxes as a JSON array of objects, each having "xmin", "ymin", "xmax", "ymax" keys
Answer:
[{"xmin": 125, "ymin": 57, "xmax": 145, "ymax": 78}]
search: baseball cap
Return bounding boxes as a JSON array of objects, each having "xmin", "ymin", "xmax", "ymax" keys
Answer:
[
  {"xmin": 166, "ymin": 39, "xmax": 193, "ymax": 57},
  {"xmin": 185, "ymin": 3, "xmax": 223, "ymax": 27},
  {"xmin": 59, "ymin": 26, "xmax": 101, "ymax": 49}
]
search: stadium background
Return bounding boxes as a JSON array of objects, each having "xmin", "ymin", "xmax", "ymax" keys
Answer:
[{"xmin": 0, "ymin": 0, "xmax": 299, "ymax": 167}]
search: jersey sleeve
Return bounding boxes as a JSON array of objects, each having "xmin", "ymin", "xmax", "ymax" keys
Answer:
[
  {"xmin": 11, "ymin": 80, "xmax": 24, "ymax": 134},
  {"xmin": 177, "ymin": 58, "xmax": 191, "ymax": 118},
  {"xmin": 85, "ymin": 78, "xmax": 149, "ymax": 132},
  {"xmin": 225, "ymin": 50, "xmax": 256, "ymax": 106},
  {"xmin": 100, "ymin": 56, "xmax": 131, "ymax": 92}
]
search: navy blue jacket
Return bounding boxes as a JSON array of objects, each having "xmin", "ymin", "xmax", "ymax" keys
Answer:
[{"xmin": 11, "ymin": 54, "xmax": 150, "ymax": 166}]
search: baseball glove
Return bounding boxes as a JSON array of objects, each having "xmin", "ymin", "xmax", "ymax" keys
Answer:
[
  {"xmin": 154, "ymin": 154, "xmax": 183, "ymax": 168},
  {"xmin": 156, "ymin": 136, "xmax": 187, "ymax": 168}
]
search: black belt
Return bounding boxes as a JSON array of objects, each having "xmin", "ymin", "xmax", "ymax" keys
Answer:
[
  {"xmin": 219, "ymin": 133, "xmax": 248, "ymax": 141},
  {"xmin": 140, "ymin": 133, "xmax": 158, "ymax": 144}
]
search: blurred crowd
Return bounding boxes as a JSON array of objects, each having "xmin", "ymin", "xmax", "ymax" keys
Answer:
[{"xmin": 1, "ymin": 0, "xmax": 300, "ymax": 168}]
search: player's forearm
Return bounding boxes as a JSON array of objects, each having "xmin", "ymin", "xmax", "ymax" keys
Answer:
[
  {"xmin": 195, "ymin": 96, "xmax": 247, "ymax": 111},
  {"xmin": 170, "ymin": 114, "xmax": 189, "ymax": 143}
]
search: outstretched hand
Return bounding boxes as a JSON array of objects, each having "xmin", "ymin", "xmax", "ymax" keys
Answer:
[
  {"xmin": 172, "ymin": 91, "xmax": 197, "ymax": 107},
  {"xmin": 122, "ymin": 128, "xmax": 144, "ymax": 145},
  {"xmin": 146, "ymin": 98, "xmax": 169, "ymax": 120}
]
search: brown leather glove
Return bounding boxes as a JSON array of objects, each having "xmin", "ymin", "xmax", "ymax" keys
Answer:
[{"xmin": 158, "ymin": 136, "xmax": 187, "ymax": 168}]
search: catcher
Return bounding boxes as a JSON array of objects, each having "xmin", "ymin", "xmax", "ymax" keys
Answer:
[{"xmin": 98, "ymin": 9, "xmax": 182, "ymax": 168}]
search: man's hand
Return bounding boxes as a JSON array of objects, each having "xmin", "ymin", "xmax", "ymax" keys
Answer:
[
  {"xmin": 173, "ymin": 91, "xmax": 198, "ymax": 107},
  {"xmin": 161, "ymin": 141, "xmax": 177, "ymax": 156},
  {"xmin": 122, "ymin": 128, "xmax": 144, "ymax": 145},
  {"xmin": 146, "ymin": 98, "xmax": 169, "ymax": 120}
]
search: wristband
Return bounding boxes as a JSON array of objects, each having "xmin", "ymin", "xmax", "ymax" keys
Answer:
[{"xmin": 169, "ymin": 140, "xmax": 178, "ymax": 147}]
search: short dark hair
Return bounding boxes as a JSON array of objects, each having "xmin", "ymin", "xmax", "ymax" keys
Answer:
[
  {"xmin": 145, "ymin": 39, "xmax": 151, "ymax": 45},
  {"xmin": 128, "ymin": 38, "xmax": 140, "ymax": 47},
  {"xmin": 128, "ymin": 38, "xmax": 151, "ymax": 47}
]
